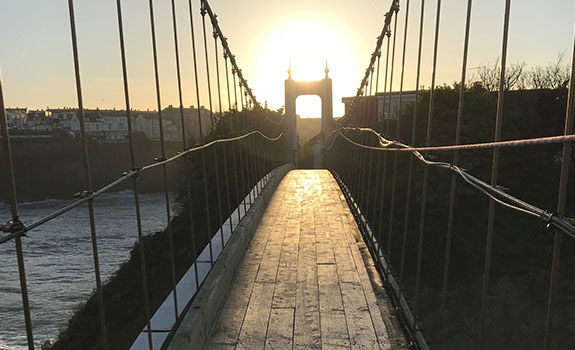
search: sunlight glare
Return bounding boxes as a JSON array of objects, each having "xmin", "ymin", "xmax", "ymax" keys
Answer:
[{"xmin": 253, "ymin": 19, "xmax": 360, "ymax": 118}]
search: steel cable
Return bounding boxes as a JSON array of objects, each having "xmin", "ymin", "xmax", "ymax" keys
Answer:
[
  {"xmin": 329, "ymin": 128, "xmax": 575, "ymax": 239},
  {"xmin": 115, "ymin": 0, "xmax": 154, "ymax": 346},
  {"xmin": 0, "ymin": 131, "xmax": 283, "ymax": 245}
]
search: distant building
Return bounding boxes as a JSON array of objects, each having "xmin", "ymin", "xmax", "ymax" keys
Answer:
[
  {"xmin": 5, "ymin": 106, "xmax": 216, "ymax": 143},
  {"xmin": 5, "ymin": 108, "xmax": 27, "ymax": 129},
  {"xmin": 133, "ymin": 112, "xmax": 178, "ymax": 142},
  {"xmin": 160, "ymin": 105, "xmax": 214, "ymax": 144},
  {"xmin": 342, "ymin": 91, "xmax": 417, "ymax": 122},
  {"xmin": 25, "ymin": 110, "xmax": 54, "ymax": 132}
]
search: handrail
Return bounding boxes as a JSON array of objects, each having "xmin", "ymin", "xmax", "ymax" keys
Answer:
[
  {"xmin": 0, "ymin": 131, "xmax": 284, "ymax": 245},
  {"xmin": 329, "ymin": 127, "xmax": 575, "ymax": 239}
]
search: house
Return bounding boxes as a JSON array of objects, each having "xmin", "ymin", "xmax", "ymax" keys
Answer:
[
  {"xmin": 5, "ymin": 108, "xmax": 27, "ymax": 129},
  {"xmin": 25, "ymin": 110, "xmax": 53, "ymax": 132},
  {"xmin": 69, "ymin": 109, "xmax": 129, "ymax": 143},
  {"xmin": 160, "ymin": 105, "xmax": 214, "ymax": 144}
]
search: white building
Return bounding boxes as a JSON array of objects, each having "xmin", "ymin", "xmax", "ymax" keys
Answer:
[
  {"xmin": 69, "ymin": 110, "xmax": 129, "ymax": 143},
  {"xmin": 133, "ymin": 112, "xmax": 180, "ymax": 142},
  {"xmin": 342, "ymin": 91, "xmax": 417, "ymax": 121}
]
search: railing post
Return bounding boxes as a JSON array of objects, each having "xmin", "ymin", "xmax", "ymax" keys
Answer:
[
  {"xmin": 479, "ymin": 1, "xmax": 511, "ymax": 347},
  {"xmin": 388, "ymin": 0, "xmax": 410, "ymax": 277},
  {"xmin": 212, "ymin": 32, "xmax": 226, "ymax": 250},
  {"xmin": 147, "ymin": 0, "xmax": 179, "ymax": 318},
  {"xmin": 414, "ymin": 0, "xmax": 442, "ymax": 328},
  {"xmin": 67, "ymin": 1, "xmax": 109, "ymax": 346},
  {"xmin": 544, "ymin": 31, "xmax": 575, "ymax": 349},
  {"xmin": 0, "ymin": 70, "xmax": 35, "ymax": 350},
  {"xmin": 115, "ymin": 0, "xmax": 154, "ymax": 346},
  {"xmin": 407, "ymin": 0, "xmax": 426, "ymax": 320},
  {"xmin": 437, "ymin": 1, "xmax": 472, "ymax": 348}
]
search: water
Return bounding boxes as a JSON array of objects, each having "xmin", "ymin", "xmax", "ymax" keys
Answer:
[{"xmin": 0, "ymin": 191, "xmax": 169, "ymax": 350}]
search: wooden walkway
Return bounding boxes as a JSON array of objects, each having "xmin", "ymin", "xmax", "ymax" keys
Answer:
[{"xmin": 206, "ymin": 170, "xmax": 408, "ymax": 350}]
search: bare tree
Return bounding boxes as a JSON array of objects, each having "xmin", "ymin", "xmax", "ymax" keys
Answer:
[
  {"xmin": 546, "ymin": 53, "xmax": 570, "ymax": 89},
  {"xmin": 506, "ymin": 61, "xmax": 526, "ymax": 90},
  {"xmin": 475, "ymin": 58, "xmax": 526, "ymax": 91},
  {"xmin": 476, "ymin": 59, "xmax": 500, "ymax": 92},
  {"xmin": 529, "ymin": 65, "xmax": 549, "ymax": 89},
  {"xmin": 526, "ymin": 53, "xmax": 570, "ymax": 89}
]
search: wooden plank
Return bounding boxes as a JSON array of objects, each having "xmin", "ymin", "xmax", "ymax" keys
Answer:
[
  {"xmin": 320, "ymin": 311, "xmax": 352, "ymax": 350},
  {"xmin": 317, "ymin": 264, "xmax": 344, "ymax": 312},
  {"xmin": 346, "ymin": 239, "xmax": 391, "ymax": 347},
  {"xmin": 236, "ymin": 282, "xmax": 275, "ymax": 350},
  {"xmin": 293, "ymin": 187, "xmax": 321, "ymax": 350},
  {"xmin": 316, "ymin": 242, "xmax": 336, "ymax": 265},
  {"xmin": 340, "ymin": 281, "xmax": 381, "ymax": 350},
  {"xmin": 272, "ymin": 266, "xmax": 297, "ymax": 308},
  {"xmin": 205, "ymin": 344, "xmax": 236, "ymax": 350},
  {"xmin": 208, "ymin": 257, "xmax": 260, "ymax": 345},
  {"xmin": 256, "ymin": 196, "xmax": 291, "ymax": 283},
  {"xmin": 265, "ymin": 307, "xmax": 295, "ymax": 350}
]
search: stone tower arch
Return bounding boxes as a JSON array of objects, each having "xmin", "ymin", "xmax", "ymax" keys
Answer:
[{"xmin": 284, "ymin": 63, "xmax": 334, "ymax": 165}]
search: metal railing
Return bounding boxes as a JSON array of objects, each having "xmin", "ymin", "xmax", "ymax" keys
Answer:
[
  {"xmin": 326, "ymin": 0, "xmax": 575, "ymax": 349},
  {"xmin": 0, "ymin": 0, "xmax": 288, "ymax": 349}
]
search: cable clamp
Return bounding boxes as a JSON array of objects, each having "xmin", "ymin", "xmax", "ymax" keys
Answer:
[
  {"xmin": 541, "ymin": 211, "xmax": 554, "ymax": 228},
  {"xmin": 0, "ymin": 217, "xmax": 25, "ymax": 234},
  {"xmin": 154, "ymin": 156, "xmax": 167, "ymax": 162},
  {"xmin": 200, "ymin": 2, "xmax": 207, "ymax": 16},
  {"xmin": 74, "ymin": 190, "xmax": 92, "ymax": 199},
  {"xmin": 122, "ymin": 168, "xmax": 142, "ymax": 178}
]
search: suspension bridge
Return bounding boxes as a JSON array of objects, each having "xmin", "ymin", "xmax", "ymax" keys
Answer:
[{"xmin": 1, "ymin": 0, "xmax": 575, "ymax": 349}]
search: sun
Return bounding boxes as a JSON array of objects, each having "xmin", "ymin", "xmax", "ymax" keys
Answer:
[{"xmin": 251, "ymin": 19, "xmax": 360, "ymax": 118}]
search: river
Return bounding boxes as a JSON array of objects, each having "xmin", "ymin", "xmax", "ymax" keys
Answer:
[{"xmin": 0, "ymin": 191, "xmax": 170, "ymax": 350}]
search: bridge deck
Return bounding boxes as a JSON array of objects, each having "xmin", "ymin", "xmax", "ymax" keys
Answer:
[{"xmin": 206, "ymin": 170, "xmax": 407, "ymax": 349}]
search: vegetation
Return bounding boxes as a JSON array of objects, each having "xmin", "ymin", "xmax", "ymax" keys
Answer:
[
  {"xmin": 474, "ymin": 55, "xmax": 571, "ymax": 91},
  {"xmin": 328, "ymin": 84, "xmax": 574, "ymax": 349}
]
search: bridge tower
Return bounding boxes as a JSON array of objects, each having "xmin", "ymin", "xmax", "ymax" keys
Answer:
[{"xmin": 285, "ymin": 62, "xmax": 334, "ymax": 166}]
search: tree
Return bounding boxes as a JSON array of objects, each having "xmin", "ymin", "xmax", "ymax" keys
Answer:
[
  {"xmin": 475, "ymin": 58, "xmax": 526, "ymax": 91},
  {"xmin": 526, "ymin": 54, "xmax": 570, "ymax": 89}
]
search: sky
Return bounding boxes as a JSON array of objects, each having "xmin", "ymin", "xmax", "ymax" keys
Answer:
[{"xmin": 0, "ymin": 0, "xmax": 574, "ymax": 118}]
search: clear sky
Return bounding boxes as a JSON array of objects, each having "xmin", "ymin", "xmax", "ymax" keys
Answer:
[{"xmin": 0, "ymin": 0, "xmax": 574, "ymax": 118}]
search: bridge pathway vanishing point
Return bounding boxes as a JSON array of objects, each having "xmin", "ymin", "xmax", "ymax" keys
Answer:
[{"xmin": 205, "ymin": 170, "xmax": 408, "ymax": 349}]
